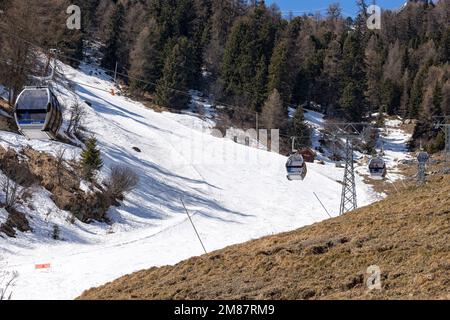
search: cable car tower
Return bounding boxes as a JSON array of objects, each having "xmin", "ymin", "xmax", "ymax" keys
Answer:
[
  {"xmin": 340, "ymin": 138, "xmax": 357, "ymax": 215},
  {"xmin": 327, "ymin": 122, "xmax": 371, "ymax": 215},
  {"xmin": 416, "ymin": 148, "xmax": 429, "ymax": 185}
]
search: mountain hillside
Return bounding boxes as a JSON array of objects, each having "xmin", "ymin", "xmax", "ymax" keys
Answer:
[
  {"xmin": 0, "ymin": 60, "xmax": 379, "ymax": 300},
  {"xmin": 79, "ymin": 175, "xmax": 450, "ymax": 300}
]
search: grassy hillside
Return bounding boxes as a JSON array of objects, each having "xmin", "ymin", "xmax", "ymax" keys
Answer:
[{"xmin": 79, "ymin": 176, "xmax": 450, "ymax": 300}]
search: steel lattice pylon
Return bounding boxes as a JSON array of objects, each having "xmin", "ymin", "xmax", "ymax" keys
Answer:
[
  {"xmin": 445, "ymin": 124, "xmax": 450, "ymax": 166},
  {"xmin": 339, "ymin": 138, "xmax": 357, "ymax": 215},
  {"xmin": 433, "ymin": 117, "xmax": 449, "ymax": 172}
]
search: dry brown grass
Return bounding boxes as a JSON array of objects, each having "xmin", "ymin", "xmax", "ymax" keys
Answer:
[
  {"xmin": 0, "ymin": 146, "xmax": 112, "ymax": 224},
  {"xmin": 79, "ymin": 174, "xmax": 450, "ymax": 300},
  {"xmin": 0, "ymin": 100, "xmax": 18, "ymax": 133}
]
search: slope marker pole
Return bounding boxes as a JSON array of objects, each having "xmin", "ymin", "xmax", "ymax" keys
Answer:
[
  {"xmin": 313, "ymin": 192, "xmax": 332, "ymax": 218},
  {"xmin": 181, "ymin": 198, "xmax": 207, "ymax": 254}
]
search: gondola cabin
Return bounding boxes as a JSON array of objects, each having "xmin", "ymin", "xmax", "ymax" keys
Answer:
[
  {"xmin": 368, "ymin": 157, "xmax": 387, "ymax": 179},
  {"xmin": 286, "ymin": 153, "xmax": 307, "ymax": 181},
  {"xmin": 14, "ymin": 87, "xmax": 62, "ymax": 139}
]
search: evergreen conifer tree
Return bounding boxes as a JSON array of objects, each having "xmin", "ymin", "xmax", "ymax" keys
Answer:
[
  {"xmin": 339, "ymin": 81, "xmax": 365, "ymax": 121},
  {"xmin": 431, "ymin": 81, "xmax": 443, "ymax": 117},
  {"xmin": 339, "ymin": 31, "xmax": 367, "ymax": 121},
  {"xmin": 251, "ymin": 55, "xmax": 268, "ymax": 112},
  {"xmin": 101, "ymin": 3, "xmax": 125, "ymax": 71},
  {"xmin": 409, "ymin": 67, "xmax": 427, "ymax": 119},
  {"xmin": 289, "ymin": 107, "xmax": 310, "ymax": 147},
  {"xmin": 155, "ymin": 37, "xmax": 193, "ymax": 109},
  {"xmin": 268, "ymin": 39, "xmax": 291, "ymax": 107},
  {"xmin": 81, "ymin": 137, "xmax": 103, "ymax": 181}
]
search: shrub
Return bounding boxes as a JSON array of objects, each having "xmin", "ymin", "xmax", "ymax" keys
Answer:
[
  {"xmin": 52, "ymin": 224, "xmax": 60, "ymax": 240},
  {"xmin": 0, "ymin": 161, "xmax": 36, "ymax": 210},
  {"xmin": 0, "ymin": 270, "xmax": 18, "ymax": 300},
  {"xmin": 66, "ymin": 100, "xmax": 86, "ymax": 137},
  {"xmin": 104, "ymin": 165, "xmax": 139, "ymax": 201}
]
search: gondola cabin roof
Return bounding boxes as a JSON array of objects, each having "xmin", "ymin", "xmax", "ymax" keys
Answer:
[
  {"xmin": 369, "ymin": 157, "xmax": 385, "ymax": 168},
  {"xmin": 286, "ymin": 154, "xmax": 305, "ymax": 167}
]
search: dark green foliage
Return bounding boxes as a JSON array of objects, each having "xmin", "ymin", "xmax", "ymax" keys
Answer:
[
  {"xmin": 155, "ymin": 37, "xmax": 194, "ymax": 109},
  {"xmin": 220, "ymin": 3, "xmax": 278, "ymax": 110},
  {"xmin": 72, "ymin": 0, "xmax": 100, "ymax": 32},
  {"xmin": 101, "ymin": 3, "xmax": 125, "ymax": 71},
  {"xmin": 268, "ymin": 39, "xmax": 292, "ymax": 107},
  {"xmin": 252, "ymin": 56, "xmax": 268, "ymax": 112},
  {"xmin": 408, "ymin": 67, "xmax": 427, "ymax": 118},
  {"xmin": 339, "ymin": 81, "xmax": 366, "ymax": 122},
  {"xmin": 426, "ymin": 131, "xmax": 445, "ymax": 154},
  {"xmin": 129, "ymin": 0, "xmax": 208, "ymax": 93},
  {"xmin": 289, "ymin": 107, "xmax": 310, "ymax": 147},
  {"xmin": 81, "ymin": 137, "xmax": 103, "ymax": 181},
  {"xmin": 338, "ymin": 31, "xmax": 367, "ymax": 121},
  {"xmin": 431, "ymin": 81, "xmax": 443, "ymax": 118},
  {"xmin": 380, "ymin": 79, "xmax": 402, "ymax": 115},
  {"xmin": 292, "ymin": 69, "xmax": 311, "ymax": 106},
  {"xmin": 439, "ymin": 28, "xmax": 450, "ymax": 63},
  {"xmin": 0, "ymin": 0, "xmax": 8, "ymax": 10}
]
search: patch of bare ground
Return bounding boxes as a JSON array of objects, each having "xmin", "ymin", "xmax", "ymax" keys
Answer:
[
  {"xmin": 0, "ymin": 146, "xmax": 111, "ymax": 230},
  {"xmin": 0, "ymin": 207, "xmax": 31, "ymax": 237},
  {"xmin": 20, "ymin": 147, "xmax": 112, "ymax": 223},
  {"xmin": 0, "ymin": 100, "xmax": 19, "ymax": 133},
  {"xmin": 79, "ymin": 175, "xmax": 450, "ymax": 300}
]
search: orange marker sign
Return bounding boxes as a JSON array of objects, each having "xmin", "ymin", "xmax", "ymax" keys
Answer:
[{"xmin": 35, "ymin": 263, "xmax": 51, "ymax": 269}]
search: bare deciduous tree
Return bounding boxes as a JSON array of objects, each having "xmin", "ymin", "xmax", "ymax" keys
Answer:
[
  {"xmin": 104, "ymin": 165, "xmax": 139, "ymax": 200},
  {"xmin": 66, "ymin": 100, "xmax": 86, "ymax": 137},
  {"xmin": 0, "ymin": 157, "xmax": 36, "ymax": 210},
  {"xmin": 0, "ymin": 271, "xmax": 18, "ymax": 300},
  {"xmin": 1, "ymin": 175, "xmax": 22, "ymax": 210},
  {"xmin": 54, "ymin": 147, "xmax": 67, "ymax": 187},
  {"xmin": 0, "ymin": 256, "xmax": 18, "ymax": 300},
  {"xmin": 261, "ymin": 89, "xmax": 285, "ymax": 130}
]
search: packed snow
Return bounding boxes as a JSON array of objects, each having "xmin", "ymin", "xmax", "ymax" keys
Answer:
[{"xmin": 0, "ymin": 60, "xmax": 409, "ymax": 300}]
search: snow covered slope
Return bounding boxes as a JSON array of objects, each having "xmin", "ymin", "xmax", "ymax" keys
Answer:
[{"xmin": 1, "ymin": 62, "xmax": 379, "ymax": 300}]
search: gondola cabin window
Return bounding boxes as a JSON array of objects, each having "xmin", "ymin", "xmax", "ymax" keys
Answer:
[{"xmin": 15, "ymin": 89, "xmax": 49, "ymax": 125}]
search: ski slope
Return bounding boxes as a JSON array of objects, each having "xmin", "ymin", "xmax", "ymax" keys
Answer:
[{"xmin": 1, "ymin": 62, "xmax": 379, "ymax": 300}]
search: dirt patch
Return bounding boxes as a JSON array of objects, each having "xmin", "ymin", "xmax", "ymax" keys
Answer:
[
  {"xmin": 0, "ymin": 100, "xmax": 19, "ymax": 133},
  {"xmin": 21, "ymin": 147, "xmax": 112, "ymax": 223},
  {"xmin": 0, "ymin": 148, "xmax": 39, "ymax": 187},
  {"xmin": 0, "ymin": 207, "xmax": 31, "ymax": 237},
  {"xmin": 0, "ymin": 146, "xmax": 112, "ymax": 223},
  {"xmin": 79, "ymin": 175, "xmax": 450, "ymax": 300}
]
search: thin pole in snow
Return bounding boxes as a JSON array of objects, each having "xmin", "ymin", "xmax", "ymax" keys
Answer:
[
  {"xmin": 114, "ymin": 61, "xmax": 118, "ymax": 84},
  {"xmin": 313, "ymin": 192, "xmax": 332, "ymax": 218},
  {"xmin": 50, "ymin": 48, "xmax": 57, "ymax": 82},
  {"xmin": 256, "ymin": 112, "xmax": 259, "ymax": 148},
  {"xmin": 181, "ymin": 198, "xmax": 207, "ymax": 254}
]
